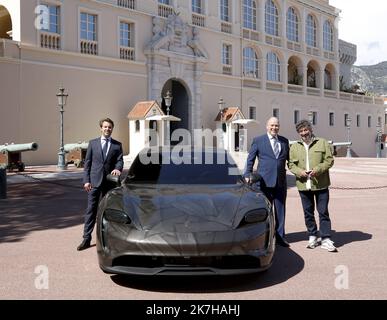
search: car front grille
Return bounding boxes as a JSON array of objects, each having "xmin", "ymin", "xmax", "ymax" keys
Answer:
[{"xmin": 112, "ymin": 255, "xmax": 261, "ymax": 270}]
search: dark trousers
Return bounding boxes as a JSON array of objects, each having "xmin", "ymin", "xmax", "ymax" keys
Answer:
[
  {"xmin": 83, "ymin": 182, "xmax": 111, "ymax": 241},
  {"xmin": 262, "ymin": 185, "xmax": 287, "ymax": 240},
  {"xmin": 299, "ymin": 189, "xmax": 331, "ymax": 239}
]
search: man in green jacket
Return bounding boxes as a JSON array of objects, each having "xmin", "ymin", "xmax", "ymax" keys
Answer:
[{"xmin": 288, "ymin": 119, "xmax": 337, "ymax": 252}]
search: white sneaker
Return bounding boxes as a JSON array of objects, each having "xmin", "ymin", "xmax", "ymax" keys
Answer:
[
  {"xmin": 321, "ymin": 238, "xmax": 338, "ymax": 252},
  {"xmin": 306, "ymin": 236, "xmax": 321, "ymax": 249}
]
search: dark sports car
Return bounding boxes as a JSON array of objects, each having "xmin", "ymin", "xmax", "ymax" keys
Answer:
[{"xmin": 96, "ymin": 148, "xmax": 275, "ymax": 276}]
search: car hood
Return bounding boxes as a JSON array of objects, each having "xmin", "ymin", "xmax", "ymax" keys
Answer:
[{"xmin": 107, "ymin": 184, "xmax": 267, "ymax": 233}]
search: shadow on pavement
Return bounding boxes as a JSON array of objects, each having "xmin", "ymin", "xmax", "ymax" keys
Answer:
[
  {"xmin": 110, "ymin": 247, "xmax": 304, "ymax": 293},
  {"xmin": 286, "ymin": 230, "xmax": 373, "ymax": 248},
  {"xmin": 0, "ymin": 180, "xmax": 85, "ymax": 243}
]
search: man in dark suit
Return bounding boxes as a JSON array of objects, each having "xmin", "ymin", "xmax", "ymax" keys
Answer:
[
  {"xmin": 77, "ymin": 118, "xmax": 124, "ymax": 251},
  {"xmin": 245, "ymin": 117, "xmax": 290, "ymax": 247}
]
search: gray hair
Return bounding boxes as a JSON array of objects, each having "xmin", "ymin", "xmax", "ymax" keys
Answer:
[{"xmin": 295, "ymin": 119, "xmax": 312, "ymax": 132}]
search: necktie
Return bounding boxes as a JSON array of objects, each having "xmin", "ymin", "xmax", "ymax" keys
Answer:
[
  {"xmin": 102, "ymin": 138, "xmax": 108, "ymax": 160},
  {"xmin": 273, "ymin": 138, "xmax": 280, "ymax": 158}
]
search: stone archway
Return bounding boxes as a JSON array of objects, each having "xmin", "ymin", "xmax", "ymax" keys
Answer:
[
  {"xmin": 0, "ymin": 5, "xmax": 12, "ymax": 39},
  {"xmin": 161, "ymin": 79, "xmax": 190, "ymax": 134}
]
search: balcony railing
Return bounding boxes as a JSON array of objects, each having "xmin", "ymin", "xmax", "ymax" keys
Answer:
[
  {"xmin": 265, "ymin": 35, "xmax": 282, "ymax": 47},
  {"xmin": 266, "ymin": 81, "xmax": 283, "ymax": 92},
  {"xmin": 288, "ymin": 84, "xmax": 303, "ymax": 94},
  {"xmin": 192, "ymin": 13, "xmax": 205, "ymax": 27},
  {"xmin": 243, "ymin": 28, "xmax": 260, "ymax": 42},
  {"xmin": 324, "ymin": 89, "xmax": 336, "ymax": 98},
  {"xmin": 80, "ymin": 40, "xmax": 98, "ymax": 55},
  {"xmin": 117, "ymin": 0, "xmax": 135, "ymax": 9},
  {"xmin": 324, "ymin": 51, "xmax": 335, "ymax": 60},
  {"xmin": 287, "ymin": 40, "xmax": 302, "ymax": 52},
  {"xmin": 307, "ymin": 87, "xmax": 320, "ymax": 96},
  {"xmin": 222, "ymin": 65, "xmax": 232, "ymax": 75},
  {"xmin": 306, "ymin": 46, "xmax": 320, "ymax": 57},
  {"xmin": 158, "ymin": 3, "xmax": 173, "ymax": 18},
  {"xmin": 40, "ymin": 32, "xmax": 61, "ymax": 50},
  {"xmin": 243, "ymin": 79, "xmax": 261, "ymax": 89},
  {"xmin": 120, "ymin": 47, "xmax": 135, "ymax": 60},
  {"xmin": 221, "ymin": 22, "xmax": 232, "ymax": 34}
]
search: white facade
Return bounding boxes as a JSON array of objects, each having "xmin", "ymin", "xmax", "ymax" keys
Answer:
[{"xmin": 0, "ymin": 0, "xmax": 385, "ymax": 165}]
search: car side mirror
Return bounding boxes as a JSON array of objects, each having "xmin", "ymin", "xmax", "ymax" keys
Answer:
[{"xmin": 106, "ymin": 174, "xmax": 121, "ymax": 186}]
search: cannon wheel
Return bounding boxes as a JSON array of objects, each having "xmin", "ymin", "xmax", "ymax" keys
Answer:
[{"xmin": 18, "ymin": 162, "xmax": 25, "ymax": 172}]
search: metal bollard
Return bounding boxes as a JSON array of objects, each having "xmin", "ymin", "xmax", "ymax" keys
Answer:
[{"xmin": 0, "ymin": 166, "xmax": 6, "ymax": 199}]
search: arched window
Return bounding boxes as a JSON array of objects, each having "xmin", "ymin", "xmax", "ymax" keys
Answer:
[
  {"xmin": 286, "ymin": 7, "xmax": 299, "ymax": 42},
  {"xmin": 323, "ymin": 20, "xmax": 333, "ymax": 51},
  {"xmin": 306, "ymin": 14, "xmax": 317, "ymax": 47},
  {"xmin": 243, "ymin": 0, "xmax": 257, "ymax": 30},
  {"xmin": 243, "ymin": 47, "xmax": 259, "ymax": 78},
  {"xmin": 324, "ymin": 69, "xmax": 332, "ymax": 89},
  {"xmin": 265, "ymin": 0, "xmax": 279, "ymax": 36},
  {"xmin": 267, "ymin": 52, "xmax": 281, "ymax": 82}
]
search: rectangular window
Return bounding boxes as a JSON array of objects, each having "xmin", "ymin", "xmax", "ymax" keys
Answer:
[
  {"xmin": 81, "ymin": 13, "xmax": 97, "ymax": 41},
  {"xmin": 378, "ymin": 116, "xmax": 382, "ymax": 127},
  {"xmin": 273, "ymin": 108, "xmax": 279, "ymax": 119},
  {"xmin": 357, "ymin": 114, "xmax": 361, "ymax": 127},
  {"xmin": 158, "ymin": 0, "xmax": 171, "ymax": 4},
  {"xmin": 249, "ymin": 106, "xmax": 257, "ymax": 120},
  {"xmin": 222, "ymin": 44, "xmax": 232, "ymax": 65},
  {"xmin": 329, "ymin": 112, "xmax": 334, "ymax": 126},
  {"xmin": 311, "ymin": 111, "xmax": 317, "ymax": 125},
  {"xmin": 344, "ymin": 113, "xmax": 349, "ymax": 127},
  {"xmin": 120, "ymin": 22, "xmax": 133, "ymax": 47},
  {"xmin": 368, "ymin": 116, "xmax": 372, "ymax": 128},
  {"xmin": 192, "ymin": 0, "xmax": 203, "ymax": 14},
  {"xmin": 220, "ymin": 0, "xmax": 229, "ymax": 22},
  {"xmin": 294, "ymin": 110, "xmax": 300, "ymax": 124},
  {"xmin": 42, "ymin": 4, "xmax": 60, "ymax": 34}
]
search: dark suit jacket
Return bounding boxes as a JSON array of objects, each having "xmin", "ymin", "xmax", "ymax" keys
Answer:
[
  {"xmin": 245, "ymin": 134, "xmax": 289, "ymax": 188},
  {"xmin": 83, "ymin": 137, "xmax": 124, "ymax": 188}
]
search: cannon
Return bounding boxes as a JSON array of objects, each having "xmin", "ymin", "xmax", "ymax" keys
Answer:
[
  {"xmin": 0, "ymin": 142, "xmax": 39, "ymax": 172},
  {"xmin": 64, "ymin": 142, "xmax": 89, "ymax": 168}
]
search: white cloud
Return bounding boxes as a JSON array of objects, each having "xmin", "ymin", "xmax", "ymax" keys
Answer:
[{"xmin": 330, "ymin": 0, "xmax": 387, "ymax": 65}]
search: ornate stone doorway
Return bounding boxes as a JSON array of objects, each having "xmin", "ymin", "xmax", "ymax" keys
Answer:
[{"xmin": 144, "ymin": 13, "xmax": 208, "ymax": 134}]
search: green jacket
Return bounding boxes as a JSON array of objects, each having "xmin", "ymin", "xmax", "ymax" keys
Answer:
[{"xmin": 288, "ymin": 137, "xmax": 334, "ymax": 191}]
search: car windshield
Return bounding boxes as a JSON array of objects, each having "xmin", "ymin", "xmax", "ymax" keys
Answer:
[{"xmin": 125, "ymin": 150, "xmax": 240, "ymax": 185}]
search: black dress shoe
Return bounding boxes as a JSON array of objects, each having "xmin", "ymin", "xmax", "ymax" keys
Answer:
[
  {"xmin": 276, "ymin": 237, "xmax": 290, "ymax": 248},
  {"xmin": 77, "ymin": 239, "xmax": 91, "ymax": 251}
]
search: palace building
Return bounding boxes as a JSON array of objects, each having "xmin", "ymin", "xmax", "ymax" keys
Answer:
[{"xmin": 0, "ymin": 0, "xmax": 385, "ymax": 164}]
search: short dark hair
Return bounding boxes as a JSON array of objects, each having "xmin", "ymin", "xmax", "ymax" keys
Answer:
[
  {"xmin": 99, "ymin": 118, "xmax": 114, "ymax": 128},
  {"xmin": 296, "ymin": 119, "xmax": 312, "ymax": 132}
]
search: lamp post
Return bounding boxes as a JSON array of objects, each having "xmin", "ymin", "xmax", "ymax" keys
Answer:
[
  {"xmin": 56, "ymin": 87, "xmax": 68, "ymax": 170},
  {"xmin": 164, "ymin": 90, "xmax": 173, "ymax": 116},
  {"xmin": 164, "ymin": 90, "xmax": 173, "ymax": 145},
  {"xmin": 218, "ymin": 97, "xmax": 225, "ymax": 148},
  {"xmin": 376, "ymin": 124, "xmax": 382, "ymax": 158},
  {"xmin": 346, "ymin": 116, "xmax": 352, "ymax": 158}
]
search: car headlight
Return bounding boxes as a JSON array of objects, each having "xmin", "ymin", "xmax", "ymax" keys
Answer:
[
  {"xmin": 244, "ymin": 208, "xmax": 268, "ymax": 223},
  {"xmin": 104, "ymin": 209, "xmax": 131, "ymax": 224}
]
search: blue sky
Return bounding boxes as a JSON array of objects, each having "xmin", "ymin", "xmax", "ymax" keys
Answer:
[{"xmin": 330, "ymin": 0, "xmax": 387, "ymax": 66}]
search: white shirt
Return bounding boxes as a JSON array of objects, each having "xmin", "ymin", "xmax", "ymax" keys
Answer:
[
  {"xmin": 101, "ymin": 136, "xmax": 111, "ymax": 157},
  {"xmin": 267, "ymin": 133, "xmax": 281, "ymax": 157},
  {"xmin": 303, "ymin": 141, "xmax": 312, "ymax": 190}
]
